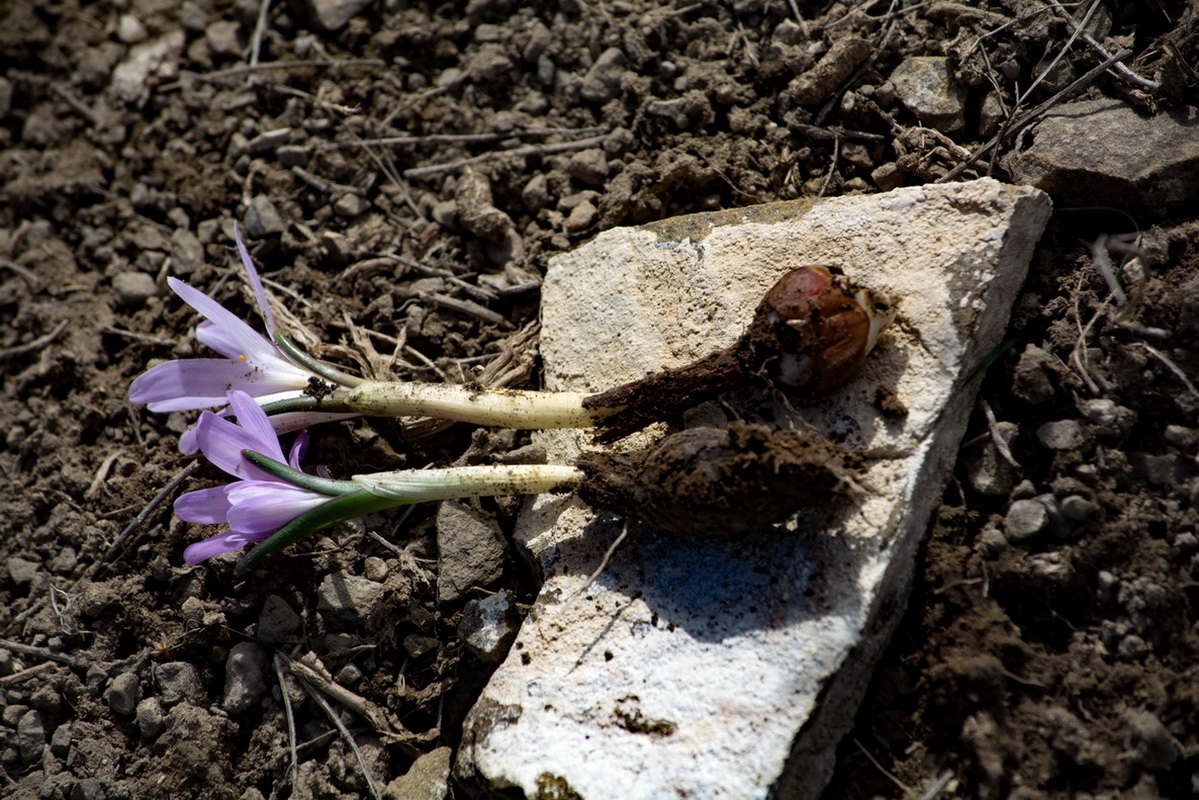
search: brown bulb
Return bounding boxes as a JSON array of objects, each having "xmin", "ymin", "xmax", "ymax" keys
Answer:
[{"xmin": 736, "ymin": 266, "xmax": 895, "ymax": 395}]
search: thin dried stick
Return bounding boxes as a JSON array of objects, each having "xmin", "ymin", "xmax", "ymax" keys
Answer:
[
  {"xmin": 95, "ymin": 461, "xmax": 201, "ymax": 570},
  {"xmin": 403, "ymin": 134, "xmax": 609, "ymax": 179},
  {"xmin": 1135, "ymin": 342, "xmax": 1199, "ymax": 404},
  {"xmin": 979, "ymin": 397, "xmax": 1020, "ymax": 468},
  {"xmin": 0, "ymin": 320, "xmax": 69, "ymax": 361},
  {"xmin": 0, "ymin": 639, "xmax": 86, "ymax": 669},
  {"xmin": 323, "ymin": 126, "xmax": 607, "ymax": 150},
  {"xmin": 1044, "ymin": 0, "xmax": 1160, "ymax": 90},
  {"xmin": 299, "ymin": 678, "xmax": 383, "ymax": 800},
  {"xmin": 273, "ymin": 653, "xmax": 300, "ymax": 789}
]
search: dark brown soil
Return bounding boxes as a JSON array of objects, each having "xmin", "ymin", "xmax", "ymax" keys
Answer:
[
  {"xmin": 3, "ymin": 1, "xmax": 1198, "ymax": 798},
  {"xmin": 577, "ymin": 421, "xmax": 862, "ymax": 537}
]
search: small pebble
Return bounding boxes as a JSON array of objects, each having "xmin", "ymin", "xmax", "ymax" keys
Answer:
[
  {"xmin": 459, "ymin": 591, "xmax": 520, "ymax": 663},
  {"xmin": 205, "ymin": 20, "xmax": 243, "ymax": 59},
  {"xmin": 104, "ymin": 672, "xmax": 141, "ymax": 716},
  {"xmin": 1059, "ymin": 494, "xmax": 1099, "ymax": 524},
  {"xmin": 16, "ymin": 709, "xmax": 44, "ymax": 763},
  {"xmin": 1173, "ymin": 532, "xmax": 1198, "ymax": 553},
  {"xmin": 136, "ymin": 697, "xmax": 166, "ymax": 739},
  {"xmin": 1005, "ymin": 498, "xmax": 1049, "ymax": 540},
  {"xmin": 154, "ymin": 661, "xmax": 203, "ymax": 707},
  {"xmin": 564, "ymin": 199, "xmax": 598, "ymax": 232},
  {"xmin": 244, "ymin": 195, "xmax": 284, "ymax": 238},
  {"xmin": 49, "ymin": 722, "xmax": 71, "ymax": 757},
  {"xmin": 579, "ymin": 47, "xmax": 626, "ymax": 103},
  {"xmin": 1144, "ymin": 453, "xmax": 1184, "ymax": 486},
  {"xmin": 222, "ymin": 642, "xmax": 270, "ymax": 715},
  {"xmin": 1118, "ymin": 634, "xmax": 1149, "ymax": 660},
  {"xmin": 567, "ymin": 149, "xmax": 609, "ymax": 186},
  {"xmin": 333, "ymin": 192, "xmax": 369, "ymax": 217},
  {"xmin": 111, "ymin": 271, "xmax": 159, "ymax": 309},
  {"xmin": 117, "ymin": 14, "xmax": 148, "ymax": 44},
  {"xmin": 317, "ymin": 572, "xmax": 385, "ymax": 625},
  {"xmin": 1037, "ymin": 420, "xmax": 1084, "ymax": 450}
]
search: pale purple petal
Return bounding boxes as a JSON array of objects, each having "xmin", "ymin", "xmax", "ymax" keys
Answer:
[
  {"xmin": 128, "ymin": 359, "xmax": 311, "ymax": 412},
  {"xmin": 234, "ymin": 222, "xmax": 276, "ymax": 334},
  {"xmin": 226, "ymin": 481, "xmax": 327, "ymax": 534},
  {"xmin": 288, "ymin": 432, "xmax": 310, "ymax": 470},
  {"xmin": 168, "ymin": 277, "xmax": 280, "ymax": 362},
  {"xmin": 184, "ymin": 530, "xmax": 268, "ymax": 565},
  {"xmin": 174, "ymin": 485, "xmax": 233, "ymax": 524},
  {"xmin": 227, "ymin": 390, "xmax": 285, "ymax": 458},
  {"xmin": 194, "ymin": 320, "xmax": 286, "ymax": 365},
  {"xmin": 194, "ymin": 410, "xmax": 286, "ymax": 481}
]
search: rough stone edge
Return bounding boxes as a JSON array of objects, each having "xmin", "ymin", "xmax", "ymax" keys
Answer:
[{"xmin": 775, "ymin": 186, "xmax": 1052, "ymax": 798}]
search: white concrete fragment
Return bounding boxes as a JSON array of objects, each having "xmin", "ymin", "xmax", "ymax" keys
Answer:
[{"xmin": 457, "ymin": 178, "xmax": 1051, "ymax": 799}]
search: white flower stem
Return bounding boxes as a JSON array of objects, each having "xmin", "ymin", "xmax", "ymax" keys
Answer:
[
  {"xmin": 341, "ymin": 380, "xmax": 621, "ymax": 429},
  {"xmin": 351, "ymin": 463, "xmax": 584, "ymax": 501}
]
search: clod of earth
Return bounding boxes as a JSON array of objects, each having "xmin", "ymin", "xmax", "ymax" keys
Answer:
[
  {"xmin": 584, "ymin": 266, "xmax": 896, "ymax": 443},
  {"xmin": 576, "ymin": 421, "xmax": 864, "ymax": 538}
]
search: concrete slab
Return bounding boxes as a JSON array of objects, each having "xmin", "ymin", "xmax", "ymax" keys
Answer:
[{"xmin": 456, "ymin": 178, "xmax": 1051, "ymax": 799}]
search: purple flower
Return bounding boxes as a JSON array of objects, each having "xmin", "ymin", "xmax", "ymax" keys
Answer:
[
  {"xmin": 128, "ymin": 224, "xmax": 354, "ymax": 451},
  {"xmin": 176, "ymin": 390, "xmax": 329, "ymax": 565}
]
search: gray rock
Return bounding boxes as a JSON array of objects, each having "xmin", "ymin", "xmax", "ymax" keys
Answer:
[
  {"xmin": 1005, "ymin": 497, "xmax": 1050, "ymax": 540},
  {"xmin": 244, "ymin": 195, "xmax": 284, "ymax": 238},
  {"xmin": 1124, "ymin": 710, "xmax": 1180, "ymax": 771},
  {"xmin": 579, "ymin": 48, "xmax": 627, "ymax": 104},
  {"xmin": 564, "ymin": 199, "xmax": 598, "ymax": 232},
  {"xmin": 117, "ymin": 14, "xmax": 148, "ymax": 44},
  {"xmin": 302, "ymin": 0, "xmax": 374, "ymax": 31},
  {"xmin": 110, "ymin": 32, "xmax": 186, "ymax": 106},
  {"xmin": 1037, "ymin": 420, "xmax": 1084, "ymax": 450},
  {"xmin": 1164, "ymin": 425, "xmax": 1198, "ymax": 449},
  {"xmin": 317, "ymin": 572, "xmax": 385, "ymax": 624},
  {"xmin": 111, "ymin": 271, "xmax": 159, "ymax": 308},
  {"xmin": 459, "ymin": 591, "xmax": 520, "ymax": 663},
  {"xmin": 1143, "ymin": 453, "xmax": 1185, "ymax": 486},
  {"xmin": 1060, "ymin": 495, "xmax": 1099, "ymax": 524},
  {"xmin": 222, "ymin": 642, "xmax": 270, "ymax": 714},
  {"xmin": 522, "ymin": 174, "xmax": 551, "ymax": 213},
  {"xmin": 169, "ymin": 229, "xmax": 204, "ymax": 275},
  {"xmin": 436, "ymin": 501, "xmax": 508, "ymax": 604},
  {"xmin": 567, "ymin": 149, "xmax": 609, "ymax": 186},
  {"xmin": 404, "ymin": 634, "xmax": 440, "ymax": 659},
  {"xmin": 71, "ymin": 778, "xmax": 108, "ymax": 800},
  {"xmin": 1012, "ymin": 344, "xmax": 1064, "ymax": 405},
  {"xmin": 136, "ymin": 697, "xmax": 166, "ymax": 739},
  {"xmin": 383, "ymin": 746, "xmax": 452, "ymax": 800},
  {"xmin": 1007, "ymin": 99, "xmax": 1199, "ymax": 218},
  {"xmin": 16, "ymin": 709, "xmax": 44, "ymax": 763},
  {"xmin": 258, "ymin": 594, "xmax": 302, "ymax": 645},
  {"xmin": 7, "ymin": 556, "xmax": 38, "ymax": 586},
  {"xmin": 154, "ymin": 662, "xmax": 203, "ymax": 707},
  {"xmin": 888, "ymin": 57, "xmax": 967, "ymax": 133},
  {"xmin": 333, "ymin": 193, "xmax": 369, "ymax": 218},
  {"xmin": 104, "ymin": 671, "xmax": 141, "ymax": 716},
  {"xmin": 963, "ymin": 421, "xmax": 1019, "ymax": 495},
  {"xmin": 205, "ymin": 20, "xmax": 242, "ymax": 59},
  {"xmin": 975, "ymin": 525, "xmax": 1008, "ymax": 557},
  {"xmin": 1077, "ymin": 397, "xmax": 1118, "ymax": 425},
  {"xmin": 49, "ymin": 722, "xmax": 72, "ymax": 757}
]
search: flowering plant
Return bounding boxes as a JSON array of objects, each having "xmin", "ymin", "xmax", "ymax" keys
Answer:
[
  {"xmin": 128, "ymin": 225, "xmax": 359, "ymax": 451},
  {"xmin": 176, "ymin": 390, "xmax": 582, "ymax": 570}
]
